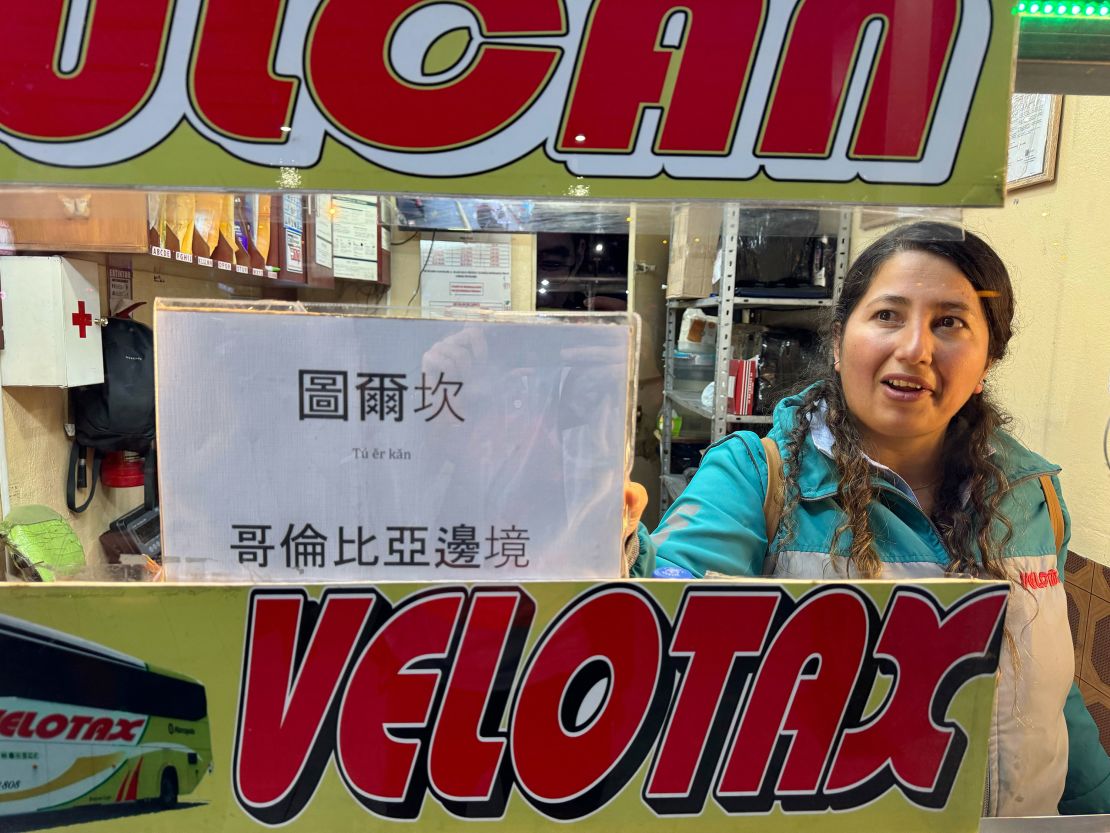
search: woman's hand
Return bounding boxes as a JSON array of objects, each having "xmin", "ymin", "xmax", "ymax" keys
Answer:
[{"xmin": 623, "ymin": 481, "xmax": 648, "ymax": 541}]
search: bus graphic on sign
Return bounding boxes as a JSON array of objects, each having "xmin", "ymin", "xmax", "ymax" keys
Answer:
[{"xmin": 0, "ymin": 614, "xmax": 212, "ymax": 819}]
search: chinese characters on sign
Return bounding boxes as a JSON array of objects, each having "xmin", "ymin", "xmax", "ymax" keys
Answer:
[
  {"xmin": 230, "ymin": 523, "xmax": 530, "ymax": 571},
  {"xmin": 299, "ymin": 370, "xmax": 464, "ymax": 423},
  {"xmin": 156, "ymin": 304, "xmax": 630, "ymax": 581}
]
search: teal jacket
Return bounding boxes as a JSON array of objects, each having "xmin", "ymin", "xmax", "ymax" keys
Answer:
[{"xmin": 633, "ymin": 390, "xmax": 1110, "ymax": 817}]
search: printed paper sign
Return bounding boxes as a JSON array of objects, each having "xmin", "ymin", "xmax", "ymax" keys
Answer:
[
  {"xmin": 154, "ymin": 302, "xmax": 633, "ymax": 581},
  {"xmin": 0, "ymin": 0, "xmax": 1015, "ymax": 206},
  {"xmin": 0, "ymin": 580, "xmax": 1004, "ymax": 832},
  {"xmin": 283, "ymin": 194, "xmax": 304, "ymax": 274},
  {"xmin": 315, "ymin": 195, "xmax": 334, "ymax": 268},
  {"xmin": 421, "ymin": 235, "xmax": 512, "ymax": 313},
  {"xmin": 333, "ymin": 195, "xmax": 378, "ymax": 280},
  {"xmin": 107, "ymin": 263, "xmax": 133, "ymax": 315}
]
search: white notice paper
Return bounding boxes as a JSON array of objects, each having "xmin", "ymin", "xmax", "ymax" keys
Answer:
[
  {"xmin": 1008, "ymin": 94, "xmax": 1054, "ymax": 184},
  {"xmin": 421, "ymin": 234, "xmax": 512, "ymax": 313},
  {"xmin": 283, "ymin": 194, "xmax": 304, "ymax": 274},
  {"xmin": 108, "ymin": 264, "xmax": 133, "ymax": 315},
  {"xmin": 314, "ymin": 195, "xmax": 333, "ymax": 268},
  {"xmin": 333, "ymin": 194, "xmax": 378, "ymax": 280},
  {"xmin": 155, "ymin": 303, "xmax": 633, "ymax": 582}
]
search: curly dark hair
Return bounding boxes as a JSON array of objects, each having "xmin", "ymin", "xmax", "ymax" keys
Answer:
[{"xmin": 777, "ymin": 221, "xmax": 1016, "ymax": 579}]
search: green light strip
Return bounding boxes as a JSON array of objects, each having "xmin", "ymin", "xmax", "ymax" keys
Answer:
[{"xmin": 1014, "ymin": 2, "xmax": 1110, "ymax": 16}]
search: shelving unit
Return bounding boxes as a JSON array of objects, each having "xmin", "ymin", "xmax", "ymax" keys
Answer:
[{"xmin": 658, "ymin": 207, "xmax": 851, "ymax": 515}]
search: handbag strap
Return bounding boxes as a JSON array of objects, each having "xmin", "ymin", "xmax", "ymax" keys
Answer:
[
  {"xmin": 66, "ymin": 444, "xmax": 101, "ymax": 514},
  {"xmin": 761, "ymin": 436, "xmax": 785, "ymax": 545},
  {"xmin": 1039, "ymin": 474, "xmax": 1065, "ymax": 553}
]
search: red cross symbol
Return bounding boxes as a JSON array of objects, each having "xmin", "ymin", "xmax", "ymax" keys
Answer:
[{"xmin": 71, "ymin": 300, "xmax": 93, "ymax": 338}]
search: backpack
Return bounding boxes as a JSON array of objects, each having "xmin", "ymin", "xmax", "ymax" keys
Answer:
[{"xmin": 66, "ymin": 311, "xmax": 156, "ymax": 514}]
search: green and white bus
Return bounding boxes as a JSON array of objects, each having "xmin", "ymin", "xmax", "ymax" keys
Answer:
[{"xmin": 0, "ymin": 613, "xmax": 212, "ymax": 817}]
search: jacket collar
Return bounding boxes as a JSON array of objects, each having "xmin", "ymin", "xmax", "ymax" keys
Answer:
[{"xmin": 766, "ymin": 385, "xmax": 1059, "ymax": 501}]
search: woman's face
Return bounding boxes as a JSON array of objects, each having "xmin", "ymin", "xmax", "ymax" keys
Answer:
[{"xmin": 834, "ymin": 250, "xmax": 993, "ymax": 453}]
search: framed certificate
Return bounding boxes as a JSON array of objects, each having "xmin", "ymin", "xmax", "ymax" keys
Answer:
[{"xmin": 1007, "ymin": 94, "xmax": 1063, "ymax": 191}]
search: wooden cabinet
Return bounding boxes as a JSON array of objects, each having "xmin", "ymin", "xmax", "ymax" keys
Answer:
[{"xmin": 0, "ymin": 190, "xmax": 147, "ymax": 253}]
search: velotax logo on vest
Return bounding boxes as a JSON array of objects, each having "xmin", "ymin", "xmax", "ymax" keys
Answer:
[{"xmin": 233, "ymin": 582, "xmax": 1007, "ymax": 827}]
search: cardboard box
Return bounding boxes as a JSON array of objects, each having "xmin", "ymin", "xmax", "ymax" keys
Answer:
[{"xmin": 666, "ymin": 204, "xmax": 722, "ymax": 299}]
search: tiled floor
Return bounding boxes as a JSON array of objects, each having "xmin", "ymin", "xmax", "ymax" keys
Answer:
[{"xmin": 1064, "ymin": 551, "xmax": 1110, "ymax": 752}]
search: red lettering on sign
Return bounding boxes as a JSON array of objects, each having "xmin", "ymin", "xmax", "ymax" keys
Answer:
[
  {"xmin": 0, "ymin": 711, "xmax": 23, "ymax": 737},
  {"xmin": 234, "ymin": 591, "xmax": 377, "ymax": 824},
  {"xmin": 645, "ymin": 590, "xmax": 779, "ymax": 812},
  {"xmin": 757, "ymin": 0, "xmax": 959, "ymax": 160},
  {"xmin": 306, "ymin": 0, "xmax": 564, "ymax": 150},
  {"xmin": 231, "ymin": 583, "xmax": 1007, "ymax": 822},
  {"xmin": 825, "ymin": 587, "xmax": 1007, "ymax": 804},
  {"xmin": 428, "ymin": 589, "xmax": 534, "ymax": 810},
  {"xmin": 66, "ymin": 715, "xmax": 92, "ymax": 740},
  {"xmin": 190, "ymin": 0, "xmax": 297, "ymax": 142},
  {"xmin": 336, "ymin": 590, "xmax": 465, "ymax": 818},
  {"xmin": 83, "ymin": 717, "xmax": 113, "ymax": 741},
  {"xmin": 511, "ymin": 586, "xmax": 672, "ymax": 819},
  {"xmin": 0, "ymin": 0, "xmax": 172, "ymax": 140},
  {"xmin": 560, "ymin": 0, "xmax": 765, "ymax": 154},
  {"xmin": 0, "ymin": 712, "xmax": 145, "ymax": 743},
  {"xmin": 34, "ymin": 714, "xmax": 67, "ymax": 739},
  {"xmin": 717, "ymin": 590, "xmax": 868, "ymax": 804},
  {"xmin": 17, "ymin": 712, "xmax": 35, "ymax": 739},
  {"xmin": 108, "ymin": 718, "xmax": 145, "ymax": 742}
]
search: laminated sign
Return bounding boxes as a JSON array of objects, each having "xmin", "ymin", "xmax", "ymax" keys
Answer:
[
  {"xmin": 0, "ymin": 580, "xmax": 1005, "ymax": 832},
  {"xmin": 154, "ymin": 301, "xmax": 634, "ymax": 581},
  {"xmin": 0, "ymin": 0, "xmax": 1015, "ymax": 205}
]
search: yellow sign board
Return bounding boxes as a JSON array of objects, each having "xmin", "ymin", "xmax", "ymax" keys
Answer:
[
  {"xmin": 0, "ymin": 579, "xmax": 1004, "ymax": 831},
  {"xmin": 0, "ymin": 0, "xmax": 1015, "ymax": 205}
]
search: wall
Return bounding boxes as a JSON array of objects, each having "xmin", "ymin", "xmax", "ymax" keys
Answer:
[
  {"xmin": 849, "ymin": 96, "xmax": 1110, "ymax": 564},
  {"xmin": 967, "ymin": 96, "xmax": 1110, "ymax": 565}
]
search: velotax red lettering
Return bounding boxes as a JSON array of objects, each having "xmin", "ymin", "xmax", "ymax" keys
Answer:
[
  {"xmin": 645, "ymin": 590, "xmax": 780, "ymax": 813},
  {"xmin": 428, "ymin": 590, "xmax": 534, "ymax": 811},
  {"xmin": 511, "ymin": 586, "xmax": 671, "ymax": 819},
  {"xmin": 0, "ymin": 711, "xmax": 143, "ymax": 742},
  {"xmin": 234, "ymin": 591, "xmax": 377, "ymax": 823},
  {"xmin": 83, "ymin": 717, "xmax": 113, "ymax": 741},
  {"xmin": 307, "ymin": 0, "xmax": 563, "ymax": 150},
  {"xmin": 1020, "ymin": 569, "xmax": 1059, "ymax": 590},
  {"xmin": 0, "ymin": 0, "xmax": 172, "ymax": 140},
  {"xmin": 108, "ymin": 718, "xmax": 146, "ymax": 742},
  {"xmin": 66, "ymin": 715, "xmax": 92, "ymax": 740},
  {"xmin": 560, "ymin": 0, "xmax": 765, "ymax": 154},
  {"xmin": 33, "ymin": 714, "xmax": 67, "ymax": 739},
  {"xmin": 0, "ymin": 711, "xmax": 23, "ymax": 737},
  {"xmin": 336, "ymin": 590, "xmax": 465, "ymax": 818},
  {"xmin": 825, "ymin": 587, "xmax": 1008, "ymax": 805},
  {"xmin": 231, "ymin": 583, "xmax": 1006, "ymax": 823},
  {"xmin": 758, "ymin": 0, "xmax": 959, "ymax": 159},
  {"xmin": 190, "ymin": 0, "xmax": 297, "ymax": 141},
  {"xmin": 717, "ymin": 590, "xmax": 869, "ymax": 807}
]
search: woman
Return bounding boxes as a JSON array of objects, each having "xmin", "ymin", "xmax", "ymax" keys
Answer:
[{"xmin": 624, "ymin": 221, "xmax": 1110, "ymax": 816}]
